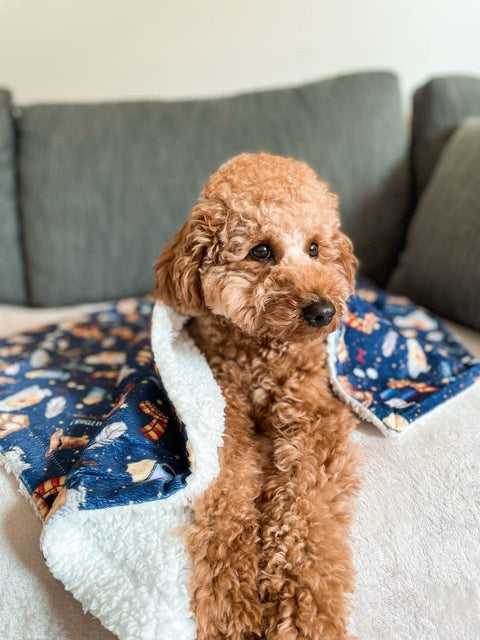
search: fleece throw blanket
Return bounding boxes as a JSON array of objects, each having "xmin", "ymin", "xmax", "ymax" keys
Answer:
[{"xmin": 0, "ymin": 281, "xmax": 479, "ymax": 640}]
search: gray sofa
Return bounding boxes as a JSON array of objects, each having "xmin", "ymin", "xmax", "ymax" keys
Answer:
[
  {"xmin": 2, "ymin": 70, "xmax": 479, "ymax": 329},
  {"xmin": 1, "ymin": 71, "xmax": 480, "ymax": 640},
  {"xmin": 2, "ymin": 71, "xmax": 410, "ymax": 307}
]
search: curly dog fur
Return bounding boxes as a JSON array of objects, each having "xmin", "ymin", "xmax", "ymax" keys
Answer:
[{"xmin": 154, "ymin": 153, "xmax": 361, "ymax": 639}]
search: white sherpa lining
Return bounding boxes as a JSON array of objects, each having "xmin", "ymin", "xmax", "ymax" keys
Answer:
[
  {"xmin": 0, "ymin": 449, "xmax": 43, "ymax": 519},
  {"xmin": 37, "ymin": 301, "xmax": 225, "ymax": 640}
]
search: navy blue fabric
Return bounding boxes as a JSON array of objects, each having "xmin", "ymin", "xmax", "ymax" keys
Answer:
[
  {"xmin": 0, "ymin": 298, "xmax": 189, "ymax": 522},
  {"xmin": 331, "ymin": 278, "xmax": 480, "ymax": 434}
]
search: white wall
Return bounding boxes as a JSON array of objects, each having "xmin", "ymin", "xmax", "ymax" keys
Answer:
[{"xmin": 1, "ymin": 0, "xmax": 480, "ymax": 110}]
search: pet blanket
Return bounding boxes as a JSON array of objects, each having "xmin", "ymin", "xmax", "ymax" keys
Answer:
[{"xmin": 0, "ymin": 281, "xmax": 479, "ymax": 640}]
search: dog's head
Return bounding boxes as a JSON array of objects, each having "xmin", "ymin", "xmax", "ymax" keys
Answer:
[{"xmin": 154, "ymin": 153, "xmax": 357, "ymax": 343}]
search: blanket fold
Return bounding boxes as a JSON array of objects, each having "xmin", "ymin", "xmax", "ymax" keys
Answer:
[
  {"xmin": 328, "ymin": 278, "xmax": 480, "ymax": 435},
  {"xmin": 1, "ymin": 299, "xmax": 225, "ymax": 640}
]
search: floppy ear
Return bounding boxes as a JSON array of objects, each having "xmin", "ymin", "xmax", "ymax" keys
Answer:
[
  {"xmin": 153, "ymin": 202, "xmax": 221, "ymax": 316},
  {"xmin": 335, "ymin": 230, "xmax": 358, "ymax": 294},
  {"xmin": 324, "ymin": 190, "xmax": 358, "ymax": 295}
]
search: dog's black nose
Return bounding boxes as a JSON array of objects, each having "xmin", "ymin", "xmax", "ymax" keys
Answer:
[{"xmin": 302, "ymin": 300, "xmax": 336, "ymax": 328}]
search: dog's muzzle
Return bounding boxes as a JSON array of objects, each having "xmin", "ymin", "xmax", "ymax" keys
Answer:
[{"xmin": 301, "ymin": 299, "xmax": 336, "ymax": 328}]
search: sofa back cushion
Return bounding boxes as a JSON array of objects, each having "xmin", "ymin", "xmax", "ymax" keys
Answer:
[
  {"xmin": 17, "ymin": 71, "xmax": 409, "ymax": 306},
  {"xmin": 0, "ymin": 89, "xmax": 26, "ymax": 304},
  {"xmin": 389, "ymin": 118, "xmax": 480, "ymax": 329},
  {"xmin": 412, "ymin": 75, "xmax": 480, "ymax": 201}
]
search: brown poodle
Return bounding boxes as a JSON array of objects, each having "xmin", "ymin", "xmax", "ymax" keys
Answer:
[{"xmin": 154, "ymin": 153, "xmax": 361, "ymax": 640}]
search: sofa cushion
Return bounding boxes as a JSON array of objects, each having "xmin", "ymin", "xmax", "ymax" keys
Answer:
[
  {"xmin": 412, "ymin": 75, "xmax": 480, "ymax": 201},
  {"xmin": 17, "ymin": 71, "xmax": 409, "ymax": 306},
  {"xmin": 0, "ymin": 89, "xmax": 26, "ymax": 304},
  {"xmin": 389, "ymin": 118, "xmax": 480, "ymax": 329}
]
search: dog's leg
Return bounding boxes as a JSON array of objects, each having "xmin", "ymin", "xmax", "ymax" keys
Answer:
[
  {"xmin": 187, "ymin": 392, "xmax": 263, "ymax": 640},
  {"xmin": 258, "ymin": 380, "xmax": 360, "ymax": 640}
]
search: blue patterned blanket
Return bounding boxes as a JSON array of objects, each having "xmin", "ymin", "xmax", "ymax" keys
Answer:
[
  {"xmin": 328, "ymin": 280, "xmax": 480, "ymax": 435},
  {"xmin": 0, "ymin": 297, "xmax": 190, "ymax": 522},
  {"xmin": 0, "ymin": 280, "xmax": 479, "ymax": 640}
]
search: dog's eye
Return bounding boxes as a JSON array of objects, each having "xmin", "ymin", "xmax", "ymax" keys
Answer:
[
  {"xmin": 308, "ymin": 242, "xmax": 319, "ymax": 258},
  {"xmin": 250, "ymin": 244, "xmax": 273, "ymax": 261}
]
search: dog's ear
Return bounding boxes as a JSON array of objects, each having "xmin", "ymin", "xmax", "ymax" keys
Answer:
[
  {"xmin": 335, "ymin": 230, "xmax": 358, "ymax": 294},
  {"xmin": 153, "ymin": 201, "xmax": 222, "ymax": 315},
  {"xmin": 324, "ymin": 190, "xmax": 358, "ymax": 295}
]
